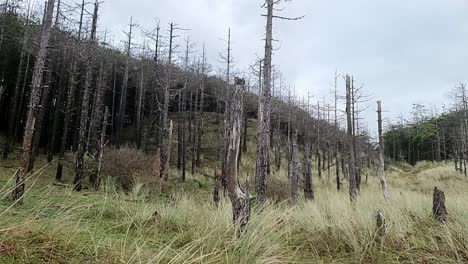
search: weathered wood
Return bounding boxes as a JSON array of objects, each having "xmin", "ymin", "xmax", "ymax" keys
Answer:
[
  {"xmin": 303, "ymin": 141, "xmax": 314, "ymax": 200},
  {"xmin": 74, "ymin": 1, "xmax": 99, "ymax": 192},
  {"xmin": 161, "ymin": 121, "xmax": 173, "ymax": 182},
  {"xmin": 92, "ymin": 107, "xmax": 108, "ymax": 190},
  {"xmin": 255, "ymin": 1, "xmax": 273, "ymax": 203},
  {"xmin": 432, "ymin": 187, "xmax": 447, "ymax": 222},
  {"xmin": 213, "ymin": 165, "xmax": 221, "ymax": 207},
  {"xmin": 377, "ymin": 101, "xmax": 390, "ymax": 201},
  {"xmin": 290, "ymin": 128, "xmax": 299, "ymax": 205},
  {"xmin": 346, "ymin": 75, "xmax": 358, "ymax": 203},
  {"xmin": 14, "ymin": 0, "xmax": 56, "ymax": 204},
  {"xmin": 227, "ymin": 78, "xmax": 250, "ymax": 229}
]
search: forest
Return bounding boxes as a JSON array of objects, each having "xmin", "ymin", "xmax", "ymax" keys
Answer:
[{"xmin": 0, "ymin": 0, "xmax": 467, "ymax": 263}]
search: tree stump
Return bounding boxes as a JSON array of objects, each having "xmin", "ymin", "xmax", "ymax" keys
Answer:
[
  {"xmin": 432, "ymin": 187, "xmax": 447, "ymax": 222},
  {"xmin": 375, "ymin": 210, "xmax": 385, "ymax": 248}
]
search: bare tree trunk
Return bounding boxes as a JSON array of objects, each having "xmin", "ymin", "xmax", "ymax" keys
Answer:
[
  {"xmin": 255, "ymin": 1, "xmax": 273, "ymax": 202},
  {"xmin": 161, "ymin": 121, "xmax": 173, "ymax": 182},
  {"xmin": 303, "ymin": 141, "xmax": 314, "ymax": 200},
  {"xmin": 136, "ymin": 65, "xmax": 145, "ymax": 149},
  {"xmin": 226, "ymin": 78, "xmax": 250, "ymax": 229},
  {"xmin": 377, "ymin": 101, "xmax": 389, "ymax": 201},
  {"xmin": 93, "ymin": 107, "xmax": 108, "ymax": 190},
  {"xmin": 116, "ymin": 17, "xmax": 134, "ymax": 146},
  {"xmin": 346, "ymin": 75, "xmax": 358, "ymax": 203},
  {"xmin": 74, "ymin": 0, "xmax": 99, "ymax": 191},
  {"xmin": 28, "ymin": 67, "xmax": 52, "ymax": 171},
  {"xmin": 13, "ymin": 0, "xmax": 56, "ymax": 204},
  {"xmin": 161, "ymin": 23, "xmax": 175, "ymax": 182},
  {"xmin": 87, "ymin": 61, "xmax": 105, "ymax": 153},
  {"xmin": 290, "ymin": 127, "xmax": 299, "ymax": 205}
]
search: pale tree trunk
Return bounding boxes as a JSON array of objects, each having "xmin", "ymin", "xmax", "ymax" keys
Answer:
[
  {"xmin": 74, "ymin": 0, "xmax": 99, "ymax": 191},
  {"xmin": 161, "ymin": 23, "xmax": 174, "ymax": 182},
  {"xmin": 116, "ymin": 17, "xmax": 134, "ymax": 146},
  {"xmin": 226, "ymin": 78, "xmax": 250, "ymax": 229},
  {"xmin": 136, "ymin": 65, "xmax": 145, "ymax": 148},
  {"xmin": 290, "ymin": 127, "xmax": 299, "ymax": 205},
  {"xmin": 303, "ymin": 141, "xmax": 313, "ymax": 200},
  {"xmin": 93, "ymin": 106, "xmax": 108, "ymax": 190},
  {"xmin": 196, "ymin": 47, "xmax": 206, "ymax": 170},
  {"xmin": 377, "ymin": 101, "xmax": 389, "ymax": 201},
  {"xmin": 255, "ymin": 1, "xmax": 273, "ymax": 202},
  {"xmin": 28, "ymin": 67, "xmax": 52, "ymax": 171},
  {"xmin": 13, "ymin": 0, "xmax": 56, "ymax": 204},
  {"xmin": 221, "ymin": 28, "xmax": 232, "ymax": 193},
  {"xmin": 87, "ymin": 61, "xmax": 105, "ymax": 153},
  {"xmin": 161, "ymin": 121, "xmax": 173, "ymax": 182},
  {"xmin": 346, "ymin": 75, "xmax": 358, "ymax": 203}
]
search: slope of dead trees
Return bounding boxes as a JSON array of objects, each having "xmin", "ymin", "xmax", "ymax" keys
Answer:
[{"xmin": 0, "ymin": 0, "xmax": 387, "ymax": 214}]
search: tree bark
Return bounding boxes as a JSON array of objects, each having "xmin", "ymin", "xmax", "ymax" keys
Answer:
[
  {"xmin": 255, "ymin": 1, "xmax": 273, "ymax": 202},
  {"xmin": 13, "ymin": 0, "xmax": 56, "ymax": 204},
  {"xmin": 377, "ymin": 101, "xmax": 389, "ymax": 201},
  {"xmin": 226, "ymin": 78, "xmax": 250, "ymax": 229},
  {"xmin": 346, "ymin": 75, "xmax": 358, "ymax": 203}
]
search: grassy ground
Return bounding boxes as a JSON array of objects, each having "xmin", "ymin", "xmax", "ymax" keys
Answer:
[{"xmin": 1, "ymin": 122, "xmax": 468, "ymax": 263}]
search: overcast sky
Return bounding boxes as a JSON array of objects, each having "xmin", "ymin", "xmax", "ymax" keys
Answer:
[{"xmin": 96, "ymin": 0, "xmax": 468, "ymax": 136}]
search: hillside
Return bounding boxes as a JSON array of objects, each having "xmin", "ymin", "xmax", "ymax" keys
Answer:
[{"xmin": 1, "ymin": 119, "xmax": 468, "ymax": 263}]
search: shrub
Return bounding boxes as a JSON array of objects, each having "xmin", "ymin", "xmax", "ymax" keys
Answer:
[{"xmin": 102, "ymin": 146, "xmax": 156, "ymax": 191}]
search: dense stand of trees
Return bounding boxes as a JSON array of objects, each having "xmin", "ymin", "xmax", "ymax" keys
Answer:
[
  {"xmin": 384, "ymin": 85, "xmax": 468, "ymax": 174},
  {"xmin": 0, "ymin": 0, "xmax": 388, "ymax": 226}
]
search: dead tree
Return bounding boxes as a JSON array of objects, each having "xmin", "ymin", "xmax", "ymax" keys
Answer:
[
  {"xmin": 226, "ymin": 78, "xmax": 250, "ymax": 229},
  {"xmin": 290, "ymin": 127, "xmax": 299, "ymax": 205},
  {"xmin": 303, "ymin": 95, "xmax": 314, "ymax": 200},
  {"xmin": 213, "ymin": 165, "xmax": 221, "ymax": 207},
  {"xmin": 220, "ymin": 28, "xmax": 233, "ymax": 192},
  {"xmin": 255, "ymin": 1, "xmax": 274, "ymax": 203},
  {"xmin": 161, "ymin": 121, "xmax": 173, "ymax": 182},
  {"xmin": 93, "ymin": 106, "xmax": 108, "ymax": 190},
  {"xmin": 333, "ymin": 70, "xmax": 341, "ymax": 190},
  {"xmin": 74, "ymin": 0, "xmax": 99, "ymax": 191},
  {"xmin": 377, "ymin": 101, "xmax": 389, "ymax": 201},
  {"xmin": 13, "ymin": 0, "xmax": 56, "ymax": 204},
  {"xmin": 160, "ymin": 22, "xmax": 181, "ymax": 183},
  {"xmin": 136, "ymin": 63, "xmax": 145, "ymax": 148},
  {"xmin": 346, "ymin": 75, "xmax": 358, "ymax": 202},
  {"xmin": 196, "ymin": 46, "xmax": 206, "ymax": 171},
  {"xmin": 116, "ymin": 17, "xmax": 135, "ymax": 146},
  {"xmin": 87, "ymin": 61, "xmax": 105, "ymax": 153},
  {"xmin": 256, "ymin": 0, "xmax": 303, "ymax": 202}
]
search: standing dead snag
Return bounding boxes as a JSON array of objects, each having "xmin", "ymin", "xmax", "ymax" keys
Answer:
[
  {"xmin": 303, "ymin": 141, "xmax": 314, "ymax": 200},
  {"xmin": 93, "ymin": 107, "xmax": 108, "ymax": 190},
  {"xmin": 346, "ymin": 75, "xmax": 358, "ymax": 203},
  {"xmin": 13, "ymin": 0, "xmax": 56, "ymax": 204},
  {"xmin": 290, "ymin": 128, "xmax": 299, "ymax": 205},
  {"xmin": 226, "ymin": 78, "xmax": 250, "ymax": 229},
  {"xmin": 432, "ymin": 187, "xmax": 447, "ymax": 222},
  {"xmin": 161, "ymin": 121, "xmax": 173, "ymax": 182},
  {"xmin": 377, "ymin": 101, "xmax": 390, "ymax": 201},
  {"xmin": 213, "ymin": 165, "xmax": 221, "ymax": 207}
]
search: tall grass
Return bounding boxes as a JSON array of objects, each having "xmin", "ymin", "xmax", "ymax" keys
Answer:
[{"xmin": 0, "ymin": 158, "xmax": 467, "ymax": 263}]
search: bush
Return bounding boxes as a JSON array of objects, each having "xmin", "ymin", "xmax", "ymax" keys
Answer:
[{"xmin": 102, "ymin": 146, "xmax": 157, "ymax": 191}]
